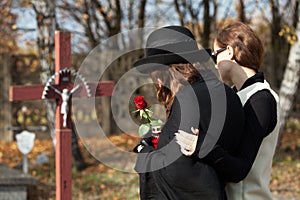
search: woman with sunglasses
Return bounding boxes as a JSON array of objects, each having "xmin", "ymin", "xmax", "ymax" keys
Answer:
[{"xmin": 176, "ymin": 21, "xmax": 279, "ymax": 200}]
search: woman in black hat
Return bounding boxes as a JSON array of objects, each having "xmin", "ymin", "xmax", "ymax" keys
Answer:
[{"xmin": 133, "ymin": 26, "xmax": 245, "ymax": 200}]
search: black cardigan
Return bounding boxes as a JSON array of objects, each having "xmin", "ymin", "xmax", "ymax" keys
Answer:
[{"xmin": 204, "ymin": 72, "xmax": 277, "ymax": 183}]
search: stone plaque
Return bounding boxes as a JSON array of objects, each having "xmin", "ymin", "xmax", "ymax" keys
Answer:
[{"xmin": 16, "ymin": 130, "xmax": 35, "ymax": 155}]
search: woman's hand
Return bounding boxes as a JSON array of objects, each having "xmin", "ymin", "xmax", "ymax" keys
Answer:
[
  {"xmin": 175, "ymin": 127, "xmax": 199, "ymax": 156},
  {"xmin": 132, "ymin": 134, "xmax": 153, "ymax": 153}
]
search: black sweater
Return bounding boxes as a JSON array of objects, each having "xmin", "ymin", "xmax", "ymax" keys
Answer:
[{"xmin": 204, "ymin": 72, "xmax": 277, "ymax": 183}]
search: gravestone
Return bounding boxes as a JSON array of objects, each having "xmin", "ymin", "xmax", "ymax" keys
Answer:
[
  {"xmin": 16, "ymin": 130, "xmax": 35, "ymax": 174},
  {"xmin": 0, "ymin": 164, "xmax": 49, "ymax": 200}
]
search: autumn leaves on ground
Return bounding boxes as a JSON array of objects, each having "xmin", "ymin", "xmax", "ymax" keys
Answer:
[{"xmin": 0, "ymin": 119, "xmax": 300, "ymax": 200}]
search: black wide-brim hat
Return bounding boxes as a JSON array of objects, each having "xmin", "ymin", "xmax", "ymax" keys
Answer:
[{"xmin": 133, "ymin": 26, "xmax": 211, "ymax": 73}]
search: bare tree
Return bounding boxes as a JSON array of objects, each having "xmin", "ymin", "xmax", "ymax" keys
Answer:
[
  {"xmin": 173, "ymin": 0, "xmax": 216, "ymax": 48},
  {"xmin": 269, "ymin": 0, "xmax": 289, "ymax": 88},
  {"xmin": 30, "ymin": 0, "xmax": 57, "ymax": 143},
  {"xmin": 137, "ymin": 0, "xmax": 147, "ymax": 28},
  {"xmin": 277, "ymin": 1, "xmax": 300, "ymax": 148},
  {"xmin": 58, "ymin": 0, "xmax": 148, "ymax": 49},
  {"xmin": 235, "ymin": 0, "xmax": 246, "ymax": 22},
  {"xmin": 174, "ymin": 0, "xmax": 186, "ymax": 26},
  {"xmin": 293, "ymin": 0, "xmax": 300, "ymax": 29},
  {"xmin": 0, "ymin": 0, "xmax": 17, "ymax": 141},
  {"xmin": 202, "ymin": 0, "xmax": 212, "ymax": 48}
]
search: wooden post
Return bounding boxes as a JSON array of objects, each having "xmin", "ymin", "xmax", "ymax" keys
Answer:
[{"xmin": 54, "ymin": 31, "xmax": 72, "ymax": 200}]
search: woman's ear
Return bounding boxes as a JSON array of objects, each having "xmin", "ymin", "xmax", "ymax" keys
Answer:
[{"xmin": 227, "ymin": 45, "xmax": 235, "ymax": 60}]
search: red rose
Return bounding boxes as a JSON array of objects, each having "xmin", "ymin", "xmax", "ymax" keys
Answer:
[{"xmin": 134, "ymin": 96, "xmax": 148, "ymax": 110}]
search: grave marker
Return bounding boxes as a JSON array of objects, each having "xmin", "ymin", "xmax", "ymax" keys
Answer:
[{"xmin": 16, "ymin": 130, "xmax": 35, "ymax": 174}]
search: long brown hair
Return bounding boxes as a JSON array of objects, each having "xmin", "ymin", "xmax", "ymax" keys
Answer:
[
  {"xmin": 215, "ymin": 21, "xmax": 264, "ymax": 71},
  {"xmin": 150, "ymin": 63, "xmax": 201, "ymax": 117}
]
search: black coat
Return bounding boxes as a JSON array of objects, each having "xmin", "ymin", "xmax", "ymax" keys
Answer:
[{"xmin": 135, "ymin": 74, "xmax": 245, "ymax": 200}]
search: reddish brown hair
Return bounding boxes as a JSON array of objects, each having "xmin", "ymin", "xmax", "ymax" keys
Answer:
[
  {"xmin": 150, "ymin": 63, "xmax": 201, "ymax": 117},
  {"xmin": 215, "ymin": 21, "xmax": 264, "ymax": 70}
]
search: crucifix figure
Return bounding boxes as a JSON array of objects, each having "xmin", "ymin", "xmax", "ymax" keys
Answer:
[
  {"xmin": 61, "ymin": 87, "xmax": 78, "ymax": 127},
  {"xmin": 60, "ymin": 88, "xmax": 73, "ymax": 127},
  {"xmin": 47, "ymin": 83, "xmax": 80, "ymax": 127},
  {"xmin": 10, "ymin": 31, "xmax": 114, "ymax": 200}
]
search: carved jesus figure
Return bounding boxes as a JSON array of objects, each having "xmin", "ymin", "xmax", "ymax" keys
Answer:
[{"xmin": 49, "ymin": 85, "xmax": 80, "ymax": 127}]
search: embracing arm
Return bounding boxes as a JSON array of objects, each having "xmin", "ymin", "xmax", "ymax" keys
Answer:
[
  {"xmin": 176, "ymin": 91, "xmax": 277, "ymax": 182},
  {"xmin": 205, "ymin": 91, "xmax": 277, "ymax": 182}
]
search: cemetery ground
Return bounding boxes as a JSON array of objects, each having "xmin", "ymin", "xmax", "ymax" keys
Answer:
[{"xmin": 0, "ymin": 119, "xmax": 300, "ymax": 200}]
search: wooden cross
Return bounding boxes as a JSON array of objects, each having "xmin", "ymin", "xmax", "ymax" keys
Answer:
[{"xmin": 9, "ymin": 31, "xmax": 114, "ymax": 200}]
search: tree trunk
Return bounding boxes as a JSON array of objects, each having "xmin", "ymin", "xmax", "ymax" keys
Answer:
[
  {"xmin": 138, "ymin": 0, "xmax": 147, "ymax": 28},
  {"xmin": 1, "ymin": 54, "xmax": 13, "ymax": 141},
  {"xmin": 236, "ymin": 0, "xmax": 246, "ymax": 22},
  {"xmin": 31, "ymin": 0, "xmax": 56, "ymax": 144},
  {"xmin": 293, "ymin": 0, "xmax": 300, "ymax": 29},
  {"xmin": 277, "ymin": 14, "xmax": 300, "ymax": 148},
  {"xmin": 202, "ymin": 0, "xmax": 211, "ymax": 48},
  {"xmin": 269, "ymin": 0, "xmax": 288, "ymax": 89},
  {"xmin": 71, "ymin": 122, "xmax": 88, "ymax": 171},
  {"xmin": 174, "ymin": 0, "xmax": 185, "ymax": 26}
]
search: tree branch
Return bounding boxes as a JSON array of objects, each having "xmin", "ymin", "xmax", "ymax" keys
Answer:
[
  {"xmin": 174, "ymin": 0, "xmax": 185, "ymax": 26},
  {"xmin": 137, "ymin": 0, "xmax": 147, "ymax": 28}
]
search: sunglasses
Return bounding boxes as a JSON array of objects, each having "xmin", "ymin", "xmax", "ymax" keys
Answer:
[{"xmin": 211, "ymin": 47, "xmax": 227, "ymax": 63}]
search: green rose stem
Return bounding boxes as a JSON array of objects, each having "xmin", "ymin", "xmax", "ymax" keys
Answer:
[{"xmin": 143, "ymin": 108, "xmax": 152, "ymax": 123}]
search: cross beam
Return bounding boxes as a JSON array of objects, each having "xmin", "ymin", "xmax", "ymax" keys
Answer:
[{"xmin": 9, "ymin": 81, "xmax": 114, "ymax": 101}]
